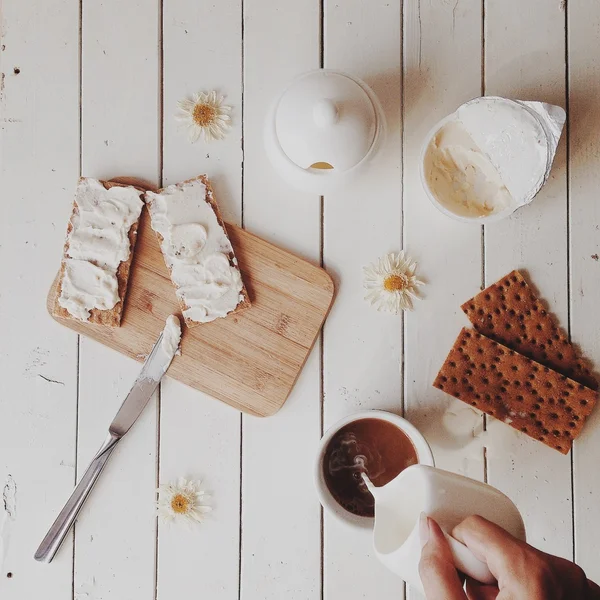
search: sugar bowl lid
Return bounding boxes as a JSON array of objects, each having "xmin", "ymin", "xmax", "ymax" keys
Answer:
[{"xmin": 274, "ymin": 70, "xmax": 379, "ymax": 172}]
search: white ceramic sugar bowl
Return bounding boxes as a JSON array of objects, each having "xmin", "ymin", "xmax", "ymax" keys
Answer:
[{"xmin": 264, "ymin": 69, "xmax": 387, "ymax": 194}]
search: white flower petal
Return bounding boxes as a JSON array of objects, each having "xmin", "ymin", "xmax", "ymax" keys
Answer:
[{"xmin": 362, "ymin": 251, "xmax": 423, "ymax": 314}]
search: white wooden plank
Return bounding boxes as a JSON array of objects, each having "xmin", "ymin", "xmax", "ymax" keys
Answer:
[
  {"xmin": 484, "ymin": 0, "xmax": 573, "ymax": 560},
  {"xmin": 241, "ymin": 0, "xmax": 322, "ymax": 598},
  {"xmin": 403, "ymin": 0, "xmax": 484, "ymax": 598},
  {"xmin": 323, "ymin": 2, "xmax": 404, "ymax": 599},
  {"xmin": 156, "ymin": 0, "xmax": 243, "ymax": 597},
  {"xmin": 0, "ymin": 1, "xmax": 79, "ymax": 597},
  {"xmin": 403, "ymin": 2, "xmax": 484, "ymax": 595},
  {"xmin": 568, "ymin": 0, "xmax": 600, "ymax": 582},
  {"xmin": 403, "ymin": 0, "xmax": 484, "ymax": 475},
  {"xmin": 75, "ymin": 1, "xmax": 160, "ymax": 598}
]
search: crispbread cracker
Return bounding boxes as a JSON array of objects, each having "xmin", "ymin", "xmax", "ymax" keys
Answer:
[
  {"xmin": 144, "ymin": 175, "xmax": 250, "ymax": 328},
  {"xmin": 434, "ymin": 327, "xmax": 597, "ymax": 454},
  {"xmin": 462, "ymin": 270, "xmax": 597, "ymax": 390},
  {"xmin": 52, "ymin": 179, "xmax": 143, "ymax": 327}
]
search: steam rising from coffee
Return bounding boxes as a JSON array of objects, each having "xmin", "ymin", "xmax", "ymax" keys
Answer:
[{"xmin": 323, "ymin": 419, "xmax": 418, "ymax": 517}]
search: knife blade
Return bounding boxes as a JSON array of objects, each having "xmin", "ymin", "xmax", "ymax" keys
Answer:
[
  {"xmin": 34, "ymin": 316, "xmax": 181, "ymax": 563},
  {"xmin": 109, "ymin": 329, "xmax": 175, "ymax": 437}
]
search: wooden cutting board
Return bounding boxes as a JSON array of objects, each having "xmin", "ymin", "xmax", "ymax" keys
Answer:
[{"xmin": 47, "ymin": 212, "xmax": 334, "ymax": 417}]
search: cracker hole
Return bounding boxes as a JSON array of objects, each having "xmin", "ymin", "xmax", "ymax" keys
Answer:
[
  {"xmin": 516, "ymin": 395, "xmax": 524, "ymax": 402},
  {"xmin": 580, "ymin": 399, "xmax": 589, "ymax": 406},
  {"xmin": 550, "ymin": 413, "xmax": 559, "ymax": 420},
  {"xmin": 521, "ymin": 427, "xmax": 528, "ymax": 433},
  {"xmin": 451, "ymin": 377, "xmax": 458, "ymax": 384},
  {"xmin": 553, "ymin": 430, "xmax": 560, "ymax": 437}
]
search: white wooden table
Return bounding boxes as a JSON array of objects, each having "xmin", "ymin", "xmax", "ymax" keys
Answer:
[{"xmin": 2, "ymin": 0, "xmax": 600, "ymax": 598}]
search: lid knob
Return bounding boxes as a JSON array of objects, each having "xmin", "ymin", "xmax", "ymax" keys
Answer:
[{"xmin": 313, "ymin": 99, "xmax": 339, "ymax": 128}]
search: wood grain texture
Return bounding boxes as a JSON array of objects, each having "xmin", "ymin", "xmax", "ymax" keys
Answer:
[
  {"xmin": 47, "ymin": 215, "xmax": 334, "ymax": 417},
  {"xmin": 403, "ymin": 2, "xmax": 485, "ymax": 595},
  {"xmin": 484, "ymin": 0, "xmax": 574, "ymax": 561},
  {"xmin": 0, "ymin": 0, "xmax": 80, "ymax": 597},
  {"xmin": 74, "ymin": 0, "xmax": 161, "ymax": 597},
  {"xmin": 569, "ymin": 0, "xmax": 600, "ymax": 581},
  {"xmin": 241, "ymin": 0, "xmax": 323, "ymax": 597},
  {"xmin": 157, "ymin": 0, "xmax": 245, "ymax": 598},
  {"xmin": 323, "ymin": 1, "xmax": 404, "ymax": 599}
]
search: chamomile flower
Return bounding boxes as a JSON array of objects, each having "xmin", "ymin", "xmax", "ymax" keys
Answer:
[
  {"xmin": 176, "ymin": 91, "xmax": 232, "ymax": 143},
  {"xmin": 363, "ymin": 251, "xmax": 424, "ymax": 314},
  {"xmin": 157, "ymin": 477, "xmax": 212, "ymax": 525}
]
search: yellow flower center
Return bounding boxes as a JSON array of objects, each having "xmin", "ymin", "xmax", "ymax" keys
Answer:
[
  {"xmin": 171, "ymin": 493, "xmax": 190, "ymax": 514},
  {"xmin": 383, "ymin": 273, "xmax": 409, "ymax": 292},
  {"xmin": 193, "ymin": 103, "xmax": 217, "ymax": 127}
]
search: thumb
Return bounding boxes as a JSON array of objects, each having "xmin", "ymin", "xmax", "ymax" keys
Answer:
[{"xmin": 419, "ymin": 514, "xmax": 468, "ymax": 600}]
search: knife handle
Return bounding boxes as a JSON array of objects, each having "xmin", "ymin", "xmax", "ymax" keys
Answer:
[{"xmin": 34, "ymin": 433, "xmax": 121, "ymax": 563}]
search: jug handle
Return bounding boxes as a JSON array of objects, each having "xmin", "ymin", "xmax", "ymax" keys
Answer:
[{"xmin": 443, "ymin": 530, "xmax": 496, "ymax": 585}]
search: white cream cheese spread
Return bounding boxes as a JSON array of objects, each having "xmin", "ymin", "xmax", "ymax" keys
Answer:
[
  {"xmin": 145, "ymin": 179, "xmax": 244, "ymax": 324},
  {"xmin": 161, "ymin": 315, "xmax": 181, "ymax": 357},
  {"xmin": 423, "ymin": 97, "xmax": 555, "ymax": 219},
  {"xmin": 423, "ymin": 120, "xmax": 515, "ymax": 218},
  {"xmin": 58, "ymin": 179, "xmax": 143, "ymax": 321}
]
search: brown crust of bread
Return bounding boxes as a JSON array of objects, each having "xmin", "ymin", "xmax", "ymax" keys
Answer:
[
  {"xmin": 434, "ymin": 327, "xmax": 597, "ymax": 454},
  {"xmin": 51, "ymin": 179, "xmax": 144, "ymax": 327},
  {"xmin": 144, "ymin": 175, "xmax": 251, "ymax": 328},
  {"xmin": 461, "ymin": 270, "xmax": 597, "ymax": 390}
]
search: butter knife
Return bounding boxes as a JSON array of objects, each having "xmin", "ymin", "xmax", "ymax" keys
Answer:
[{"xmin": 34, "ymin": 316, "xmax": 180, "ymax": 563}]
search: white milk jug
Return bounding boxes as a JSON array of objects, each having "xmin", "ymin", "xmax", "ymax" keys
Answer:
[{"xmin": 364, "ymin": 465, "xmax": 526, "ymax": 595}]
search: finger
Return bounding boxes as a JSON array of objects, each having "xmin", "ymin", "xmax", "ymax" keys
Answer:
[
  {"xmin": 587, "ymin": 579, "xmax": 600, "ymax": 599},
  {"xmin": 465, "ymin": 577, "xmax": 499, "ymax": 600},
  {"xmin": 419, "ymin": 514, "xmax": 468, "ymax": 600},
  {"xmin": 452, "ymin": 515, "xmax": 526, "ymax": 578}
]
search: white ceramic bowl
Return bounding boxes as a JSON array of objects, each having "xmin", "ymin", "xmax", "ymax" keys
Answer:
[{"xmin": 314, "ymin": 410, "xmax": 434, "ymax": 528}]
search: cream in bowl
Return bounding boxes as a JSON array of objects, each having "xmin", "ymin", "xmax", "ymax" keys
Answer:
[{"xmin": 421, "ymin": 96, "xmax": 566, "ymax": 223}]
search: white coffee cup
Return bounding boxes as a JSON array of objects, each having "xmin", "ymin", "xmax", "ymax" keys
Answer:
[{"xmin": 314, "ymin": 410, "xmax": 435, "ymax": 528}]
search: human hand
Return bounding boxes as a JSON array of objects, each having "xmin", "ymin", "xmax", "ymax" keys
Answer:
[{"xmin": 418, "ymin": 513, "xmax": 600, "ymax": 599}]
